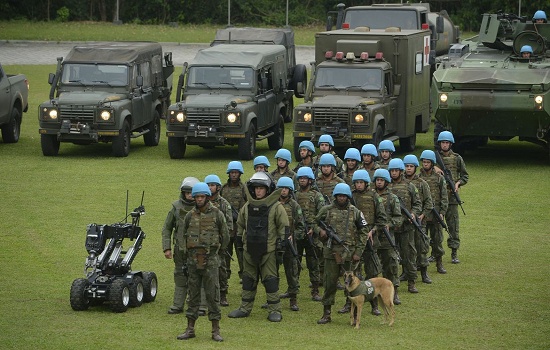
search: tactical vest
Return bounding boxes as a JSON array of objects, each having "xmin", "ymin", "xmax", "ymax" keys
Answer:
[
  {"xmin": 246, "ymin": 202, "xmax": 275, "ymax": 264},
  {"xmin": 349, "ymin": 279, "xmax": 376, "ymax": 301},
  {"xmin": 410, "ymin": 176, "xmax": 429, "ymax": 204},
  {"xmin": 352, "ymin": 190, "xmax": 376, "ymax": 229},
  {"xmin": 296, "ymin": 190, "xmax": 320, "ymax": 225},
  {"xmin": 326, "ymin": 206, "xmax": 358, "ymax": 246},
  {"xmin": 185, "ymin": 206, "xmax": 221, "ymax": 253},
  {"xmin": 220, "ymin": 182, "xmax": 246, "ymax": 220},
  {"xmin": 271, "ymin": 168, "xmax": 296, "ymax": 183},
  {"xmin": 316, "ymin": 175, "xmax": 343, "ymax": 203},
  {"xmin": 420, "ymin": 170, "xmax": 442, "ymax": 206},
  {"xmin": 280, "ymin": 199, "xmax": 297, "ymax": 234},
  {"xmin": 389, "ymin": 179, "xmax": 412, "ymax": 210},
  {"xmin": 441, "ymin": 151, "xmax": 459, "ymax": 182}
]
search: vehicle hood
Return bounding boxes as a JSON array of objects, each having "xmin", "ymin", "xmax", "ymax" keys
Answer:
[
  {"xmin": 185, "ymin": 94, "xmax": 253, "ymax": 109},
  {"xmin": 434, "ymin": 66, "xmax": 550, "ymax": 86},
  {"xmin": 57, "ymin": 91, "xmax": 127, "ymax": 105},
  {"xmin": 311, "ymin": 95, "xmax": 380, "ymax": 108}
]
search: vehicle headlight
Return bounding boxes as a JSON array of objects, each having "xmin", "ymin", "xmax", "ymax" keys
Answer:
[
  {"xmin": 48, "ymin": 109, "xmax": 58, "ymax": 120},
  {"xmin": 42, "ymin": 108, "xmax": 58, "ymax": 121},
  {"xmin": 100, "ymin": 110, "xmax": 111, "ymax": 121},
  {"xmin": 176, "ymin": 112, "xmax": 186, "ymax": 122},
  {"xmin": 535, "ymin": 95, "xmax": 543, "ymax": 104},
  {"xmin": 440, "ymin": 94, "xmax": 448, "ymax": 103},
  {"xmin": 303, "ymin": 112, "xmax": 312, "ymax": 122},
  {"xmin": 354, "ymin": 114, "xmax": 364, "ymax": 123},
  {"xmin": 227, "ymin": 113, "xmax": 237, "ymax": 123}
]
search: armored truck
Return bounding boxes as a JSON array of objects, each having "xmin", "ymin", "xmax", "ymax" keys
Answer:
[
  {"xmin": 166, "ymin": 43, "xmax": 298, "ymax": 160},
  {"xmin": 39, "ymin": 42, "xmax": 174, "ymax": 157},
  {"xmin": 431, "ymin": 13, "xmax": 550, "ymax": 157},
  {"xmin": 293, "ymin": 27, "xmax": 432, "ymax": 155},
  {"xmin": 0, "ymin": 63, "xmax": 28, "ymax": 143}
]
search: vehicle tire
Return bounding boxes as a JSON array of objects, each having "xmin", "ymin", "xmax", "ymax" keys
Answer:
[
  {"xmin": 168, "ymin": 136, "xmax": 186, "ymax": 159},
  {"xmin": 41, "ymin": 134, "xmax": 60, "ymax": 156},
  {"xmin": 143, "ymin": 111, "xmax": 160, "ymax": 146},
  {"xmin": 112, "ymin": 119, "xmax": 131, "ymax": 157},
  {"xmin": 1, "ymin": 107, "xmax": 21, "ymax": 143},
  {"xmin": 238, "ymin": 122, "xmax": 256, "ymax": 160},
  {"xmin": 268, "ymin": 115, "xmax": 285, "ymax": 150},
  {"xmin": 284, "ymin": 98, "xmax": 294, "ymax": 123},
  {"xmin": 129, "ymin": 275, "xmax": 144, "ymax": 307},
  {"xmin": 294, "ymin": 137, "xmax": 308, "ymax": 161},
  {"xmin": 373, "ymin": 124, "xmax": 384, "ymax": 148},
  {"xmin": 142, "ymin": 271, "xmax": 158, "ymax": 303},
  {"xmin": 70, "ymin": 278, "xmax": 90, "ymax": 311},
  {"xmin": 108, "ymin": 279, "xmax": 130, "ymax": 313},
  {"xmin": 400, "ymin": 133, "xmax": 416, "ymax": 152},
  {"xmin": 290, "ymin": 64, "xmax": 307, "ymax": 98}
]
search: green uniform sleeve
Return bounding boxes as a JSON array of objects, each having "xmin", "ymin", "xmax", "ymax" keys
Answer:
[
  {"xmin": 374, "ymin": 195, "xmax": 389, "ymax": 230},
  {"xmin": 354, "ymin": 208, "xmax": 369, "ymax": 257},
  {"xmin": 275, "ymin": 203, "xmax": 290, "ymax": 241},
  {"xmin": 457, "ymin": 155, "xmax": 469, "ymax": 186},
  {"xmin": 218, "ymin": 211, "xmax": 230, "ymax": 251},
  {"xmin": 409, "ymin": 183, "xmax": 422, "ymax": 217},
  {"xmin": 161, "ymin": 205, "xmax": 176, "ymax": 251},
  {"xmin": 222, "ymin": 199, "xmax": 234, "ymax": 231},
  {"xmin": 439, "ymin": 176, "xmax": 449, "ymax": 216},
  {"xmin": 293, "ymin": 202, "xmax": 305, "ymax": 240},
  {"xmin": 420, "ymin": 180, "xmax": 433, "ymax": 218},
  {"xmin": 236, "ymin": 204, "xmax": 247, "ymax": 238},
  {"xmin": 390, "ymin": 195, "xmax": 403, "ymax": 229}
]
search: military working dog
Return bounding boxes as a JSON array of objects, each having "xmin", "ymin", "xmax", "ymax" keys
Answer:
[{"xmin": 343, "ymin": 271, "xmax": 395, "ymax": 328}]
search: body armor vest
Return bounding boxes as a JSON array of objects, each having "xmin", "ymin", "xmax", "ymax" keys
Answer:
[
  {"xmin": 246, "ymin": 202, "xmax": 274, "ymax": 264},
  {"xmin": 353, "ymin": 190, "xmax": 376, "ymax": 229},
  {"xmin": 389, "ymin": 180, "xmax": 412, "ymax": 210},
  {"xmin": 420, "ymin": 170, "xmax": 442, "ymax": 206},
  {"xmin": 295, "ymin": 190, "xmax": 319, "ymax": 225},
  {"xmin": 441, "ymin": 152, "xmax": 459, "ymax": 182}
]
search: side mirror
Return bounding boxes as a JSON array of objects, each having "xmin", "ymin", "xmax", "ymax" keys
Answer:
[
  {"xmin": 48, "ymin": 73, "xmax": 55, "ymax": 85},
  {"xmin": 136, "ymin": 75, "xmax": 143, "ymax": 87}
]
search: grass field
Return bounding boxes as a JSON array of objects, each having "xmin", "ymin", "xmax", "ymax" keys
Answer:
[{"xmin": 1, "ymin": 47, "xmax": 549, "ymax": 348}]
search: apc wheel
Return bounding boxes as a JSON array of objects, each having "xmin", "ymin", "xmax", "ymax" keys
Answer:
[
  {"xmin": 129, "ymin": 276, "xmax": 144, "ymax": 307},
  {"xmin": 294, "ymin": 137, "xmax": 308, "ymax": 161},
  {"xmin": 290, "ymin": 64, "xmax": 307, "ymax": 98},
  {"xmin": 112, "ymin": 120, "xmax": 131, "ymax": 157},
  {"xmin": 142, "ymin": 271, "xmax": 158, "ymax": 303},
  {"xmin": 373, "ymin": 124, "xmax": 384, "ymax": 149},
  {"xmin": 268, "ymin": 115, "xmax": 285, "ymax": 150},
  {"xmin": 168, "ymin": 136, "xmax": 186, "ymax": 159},
  {"xmin": 108, "ymin": 279, "xmax": 130, "ymax": 312},
  {"xmin": 70, "ymin": 278, "xmax": 90, "ymax": 311},
  {"xmin": 143, "ymin": 111, "xmax": 160, "ymax": 146},
  {"xmin": 1, "ymin": 107, "xmax": 21, "ymax": 143},
  {"xmin": 400, "ymin": 134, "xmax": 416, "ymax": 152},
  {"xmin": 238, "ymin": 123, "xmax": 256, "ymax": 160},
  {"xmin": 284, "ymin": 98, "xmax": 294, "ymax": 123},
  {"xmin": 41, "ymin": 134, "xmax": 60, "ymax": 156}
]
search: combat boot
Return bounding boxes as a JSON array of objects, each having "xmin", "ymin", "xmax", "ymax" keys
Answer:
[
  {"xmin": 211, "ymin": 320, "xmax": 223, "ymax": 342},
  {"xmin": 408, "ymin": 280, "xmax": 419, "ymax": 293},
  {"xmin": 220, "ymin": 291, "xmax": 229, "ymax": 307},
  {"xmin": 289, "ymin": 294, "xmax": 299, "ymax": 311},
  {"xmin": 370, "ymin": 299, "xmax": 381, "ymax": 316},
  {"xmin": 317, "ymin": 305, "xmax": 331, "ymax": 324},
  {"xmin": 393, "ymin": 286, "xmax": 401, "ymax": 305},
  {"xmin": 451, "ymin": 249, "xmax": 460, "ymax": 264},
  {"xmin": 176, "ymin": 318, "xmax": 196, "ymax": 340},
  {"xmin": 420, "ymin": 267, "xmax": 432, "ymax": 284},
  {"xmin": 436, "ymin": 257, "xmax": 447, "ymax": 274},
  {"xmin": 427, "ymin": 255, "xmax": 435, "ymax": 263},
  {"xmin": 311, "ymin": 282, "xmax": 322, "ymax": 302},
  {"xmin": 338, "ymin": 299, "xmax": 351, "ymax": 314}
]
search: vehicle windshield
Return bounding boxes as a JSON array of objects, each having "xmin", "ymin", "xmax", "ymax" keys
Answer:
[
  {"xmin": 187, "ymin": 66, "xmax": 254, "ymax": 89},
  {"xmin": 314, "ymin": 67, "xmax": 383, "ymax": 91},
  {"xmin": 61, "ymin": 64, "xmax": 128, "ymax": 86},
  {"xmin": 344, "ymin": 9, "xmax": 418, "ymax": 29}
]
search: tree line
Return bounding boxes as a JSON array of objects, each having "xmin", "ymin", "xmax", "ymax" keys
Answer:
[{"xmin": 1, "ymin": 0, "xmax": 547, "ymax": 32}]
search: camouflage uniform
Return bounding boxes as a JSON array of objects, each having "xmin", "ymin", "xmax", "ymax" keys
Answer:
[
  {"xmin": 375, "ymin": 188, "xmax": 402, "ymax": 288},
  {"xmin": 315, "ymin": 173, "xmax": 345, "ymax": 204},
  {"xmin": 220, "ymin": 180, "xmax": 247, "ymax": 280},
  {"xmin": 293, "ymin": 159, "xmax": 314, "ymax": 172},
  {"xmin": 376, "ymin": 158, "xmax": 391, "ymax": 170},
  {"xmin": 407, "ymin": 174, "xmax": 433, "ymax": 270},
  {"xmin": 178, "ymin": 202, "xmax": 229, "ymax": 321},
  {"xmin": 209, "ymin": 194, "xmax": 234, "ymax": 300},
  {"xmin": 161, "ymin": 194, "xmax": 195, "ymax": 312},
  {"xmin": 270, "ymin": 168, "xmax": 297, "ymax": 184},
  {"xmin": 342, "ymin": 164, "xmax": 359, "ymax": 187},
  {"xmin": 279, "ymin": 195, "xmax": 304, "ymax": 306},
  {"xmin": 359, "ymin": 162, "xmax": 380, "ymax": 182},
  {"xmin": 312, "ymin": 151, "xmax": 344, "ymax": 178}
]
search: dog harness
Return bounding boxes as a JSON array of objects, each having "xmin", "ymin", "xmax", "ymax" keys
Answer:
[{"xmin": 349, "ymin": 279, "xmax": 376, "ymax": 301}]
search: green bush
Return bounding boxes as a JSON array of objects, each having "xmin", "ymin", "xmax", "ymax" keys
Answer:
[{"xmin": 56, "ymin": 6, "xmax": 70, "ymax": 22}]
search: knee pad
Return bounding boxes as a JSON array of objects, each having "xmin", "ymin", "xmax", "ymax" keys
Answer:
[
  {"xmin": 262, "ymin": 276, "xmax": 279, "ymax": 294},
  {"xmin": 242, "ymin": 274, "xmax": 256, "ymax": 291}
]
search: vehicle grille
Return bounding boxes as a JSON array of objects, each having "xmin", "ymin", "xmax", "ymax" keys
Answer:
[
  {"xmin": 313, "ymin": 108, "xmax": 349, "ymax": 127},
  {"xmin": 186, "ymin": 108, "xmax": 220, "ymax": 125},
  {"xmin": 59, "ymin": 107, "xmax": 94, "ymax": 122}
]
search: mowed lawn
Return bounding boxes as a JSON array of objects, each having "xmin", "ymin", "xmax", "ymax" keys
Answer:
[{"xmin": 0, "ymin": 63, "xmax": 549, "ymax": 349}]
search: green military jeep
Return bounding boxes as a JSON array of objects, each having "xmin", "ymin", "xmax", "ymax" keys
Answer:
[{"xmin": 39, "ymin": 42, "xmax": 174, "ymax": 157}]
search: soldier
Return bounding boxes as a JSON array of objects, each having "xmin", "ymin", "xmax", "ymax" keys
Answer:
[
  {"xmin": 271, "ymin": 148, "xmax": 296, "ymax": 183},
  {"xmin": 377, "ymin": 140, "xmax": 395, "ymax": 169},
  {"xmin": 253, "ymin": 155, "xmax": 270, "ymax": 173},
  {"xmin": 293, "ymin": 140, "xmax": 316, "ymax": 172},
  {"xmin": 294, "ymin": 166, "xmax": 325, "ymax": 302},
  {"xmin": 312, "ymin": 134, "xmax": 344, "ymax": 177},
  {"xmin": 359, "ymin": 143, "xmax": 380, "ymax": 179},
  {"xmin": 342, "ymin": 148, "xmax": 361, "ymax": 187},
  {"xmin": 162, "ymin": 176, "xmax": 199, "ymax": 315},
  {"xmin": 316, "ymin": 183, "xmax": 370, "ymax": 324},
  {"xmin": 388, "ymin": 158, "xmax": 422, "ymax": 294},
  {"xmin": 228, "ymin": 172, "xmax": 289, "ymax": 322},
  {"xmin": 220, "ymin": 161, "xmax": 248, "ymax": 284},
  {"xmin": 437, "ymin": 131, "xmax": 469, "ymax": 264},
  {"xmin": 276, "ymin": 176, "xmax": 304, "ymax": 311},
  {"xmin": 419, "ymin": 150, "xmax": 449, "ymax": 274},
  {"xmin": 403, "ymin": 155, "xmax": 433, "ymax": 284},
  {"xmin": 316, "ymin": 153, "xmax": 345, "ymax": 204},
  {"xmin": 533, "ymin": 10, "xmax": 547, "ymax": 23},
  {"xmin": 520, "ymin": 45, "xmax": 533, "ymax": 59},
  {"xmin": 348, "ymin": 169, "xmax": 388, "ymax": 316},
  {"xmin": 176, "ymin": 183, "xmax": 229, "ymax": 342},
  {"xmin": 372, "ymin": 169, "xmax": 403, "ymax": 305},
  {"xmin": 205, "ymin": 174, "xmax": 234, "ymax": 307}
]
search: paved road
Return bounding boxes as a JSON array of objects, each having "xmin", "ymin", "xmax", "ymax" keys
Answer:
[{"xmin": 0, "ymin": 40, "xmax": 315, "ymax": 66}]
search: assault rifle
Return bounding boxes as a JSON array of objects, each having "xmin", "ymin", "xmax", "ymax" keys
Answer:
[
  {"xmin": 431, "ymin": 207, "xmax": 449, "ymax": 232},
  {"xmin": 285, "ymin": 233, "xmax": 300, "ymax": 261},
  {"xmin": 318, "ymin": 220, "xmax": 351, "ymax": 253},
  {"xmin": 381, "ymin": 226, "xmax": 402, "ymax": 262},
  {"xmin": 398, "ymin": 198, "xmax": 430, "ymax": 243},
  {"xmin": 303, "ymin": 218, "xmax": 318, "ymax": 260},
  {"xmin": 434, "ymin": 150, "xmax": 466, "ymax": 215}
]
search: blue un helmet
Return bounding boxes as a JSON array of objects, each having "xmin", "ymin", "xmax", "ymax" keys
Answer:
[
  {"xmin": 332, "ymin": 183, "xmax": 352, "ymax": 198},
  {"xmin": 378, "ymin": 140, "xmax": 395, "ymax": 152},
  {"xmin": 297, "ymin": 166, "xmax": 315, "ymax": 180},
  {"xmin": 437, "ymin": 131, "xmax": 455, "ymax": 143},
  {"xmin": 191, "ymin": 182, "xmax": 211, "ymax": 197},
  {"xmin": 520, "ymin": 45, "xmax": 533, "ymax": 54},
  {"xmin": 319, "ymin": 153, "xmax": 337, "ymax": 167},
  {"xmin": 388, "ymin": 158, "xmax": 405, "ymax": 171},
  {"xmin": 403, "ymin": 154, "xmax": 419, "ymax": 167},
  {"xmin": 253, "ymin": 155, "xmax": 271, "ymax": 168},
  {"xmin": 533, "ymin": 10, "xmax": 547, "ymax": 22},
  {"xmin": 361, "ymin": 143, "xmax": 378, "ymax": 157},
  {"xmin": 226, "ymin": 160, "xmax": 244, "ymax": 174},
  {"xmin": 420, "ymin": 150, "xmax": 436, "ymax": 164},
  {"xmin": 299, "ymin": 140, "xmax": 316, "ymax": 155},
  {"xmin": 344, "ymin": 148, "xmax": 361, "ymax": 162},
  {"xmin": 276, "ymin": 176, "xmax": 295, "ymax": 191},
  {"xmin": 274, "ymin": 148, "xmax": 292, "ymax": 163},
  {"xmin": 318, "ymin": 134, "xmax": 334, "ymax": 147},
  {"xmin": 204, "ymin": 174, "xmax": 222, "ymax": 186},
  {"xmin": 352, "ymin": 169, "xmax": 371, "ymax": 183},
  {"xmin": 373, "ymin": 169, "xmax": 391, "ymax": 183},
  {"xmin": 180, "ymin": 176, "xmax": 200, "ymax": 192}
]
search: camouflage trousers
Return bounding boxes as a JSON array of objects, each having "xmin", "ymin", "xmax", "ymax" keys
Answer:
[
  {"xmin": 362, "ymin": 242, "xmax": 382, "ymax": 279},
  {"xmin": 186, "ymin": 255, "xmax": 221, "ymax": 321},
  {"xmin": 377, "ymin": 229, "xmax": 399, "ymax": 287},
  {"xmin": 296, "ymin": 238, "xmax": 320, "ymax": 284},
  {"xmin": 445, "ymin": 205, "xmax": 460, "ymax": 250},
  {"xmin": 171, "ymin": 247, "xmax": 188, "ymax": 311},
  {"xmin": 282, "ymin": 246, "xmax": 300, "ymax": 295},
  {"xmin": 426, "ymin": 221, "xmax": 445, "ymax": 258},
  {"xmin": 415, "ymin": 223, "xmax": 430, "ymax": 268},
  {"xmin": 219, "ymin": 250, "xmax": 229, "ymax": 292},
  {"xmin": 226, "ymin": 232, "xmax": 244, "ymax": 279},
  {"xmin": 322, "ymin": 258, "xmax": 352, "ymax": 306},
  {"xmin": 395, "ymin": 225, "xmax": 417, "ymax": 282}
]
